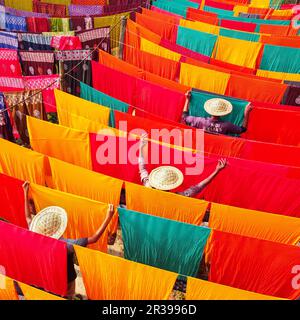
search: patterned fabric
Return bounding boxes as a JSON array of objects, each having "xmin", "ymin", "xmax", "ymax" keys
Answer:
[
  {"xmin": 0, "ymin": 31, "xmax": 18, "ymax": 49},
  {"xmin": 0, "ymin": 93, "xmax": 14, "ymax": 141},
  {"xmin": 33, "ymin": 0, "xmax": 66, "ymax": 17},
  {"xmin": 55, "ymin": 49, "xmax": 92, "ymax": 96},
  {"xmin": 0, "ymin": 76, "xmax": 24, "ymax": 91},
  {"xmin": 0, "ymin": 49, "xmax": 22, "ymax": 76},
  {"xmin": 51, "ymin": 36, "xmax": 82, "ymax": 50},
  {"xmin": 5, "ymin": 14, "xmax": 27, "ymax": 32},
  {"xmin": 5, "ymin": 7, "xmax": 49, "ymax": 18},
  {"xmin": 19, "ymin": 51, "xmax": 55, "ymax": 76},
  {"xmin": 50, "ymin": 18, "xmax": 70, "ymax": 32},
  {"xmin": 26, "ymin": 17, "xmax": 51, "ymax": 33},
  {"xmin": 68, "ymin": 4, "xmax": 103, "ymax": 16},
  {"xmin": 0, "ymin": 5, "xmax": 5, "ymax": 30},
  {"xmin": 69, "ymin": 17, "xmax": 93, "ymax": 32},
  {"xmin": 76, "ymin": 27, "xmax": 111, "ymax": 60},
  {"xmin": 19, "ymin": 33, "xmax": 52, "ymax": 51}
]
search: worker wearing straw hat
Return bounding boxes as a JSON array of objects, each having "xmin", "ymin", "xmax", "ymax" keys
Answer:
[
  {"xmin": 22, "ymin": 181, "xmax": 115, "ymax": 299},
  {"xmin": 139, "ymin": 134, "xmax": 227, "ymax": 198},
  {"xmin": 182, "ymin": 91, "xmax": 253, "ymax": 136}
]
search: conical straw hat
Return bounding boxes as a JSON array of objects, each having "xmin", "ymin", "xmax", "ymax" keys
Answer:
[
  {"xmin": 149, "ymin": 166, "xmax": 184, "ymax": 191},
  {"xmin": 204, "ymin": 98, "xmax": 233, "ymax": 117},
  {"xmin": 29, "ymin": 206, "xmax": 68, "ymax": 240}
]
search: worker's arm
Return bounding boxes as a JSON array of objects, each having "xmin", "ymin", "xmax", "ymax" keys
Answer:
[
  {"xmin": 22, "ymin": 181, "xmax": 32, "ymax": 228},
  {"xmin": 87, "ymin": 204, "xmax": 115, "ymax": 245}
]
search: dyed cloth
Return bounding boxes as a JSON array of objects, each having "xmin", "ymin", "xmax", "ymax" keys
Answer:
[
  {"xmin": 80, "ymin": 82, "xmax": 129, "ymax": 127},
  {"xmin": 19, "ymin": 34, "xmax": 52, "ymax": 51},
  {"xmin": 0, "ymin": 93, "xmax": 14, "ymax": 141},
  {"xmin": 19, "ymin": 51, "xmax": 55, "ymax": 76},
  {"xmin": 282, "ymin": 85, "xmax": 300, "ymax": 107},
  {"xmin": 119, "ymin": 207, "xmax": 211, "ymax": 276},
  {"xmin": 0, "ymin": 49, "xmax": 21, "ymax": 77},
  {"xmin": 176, "ymin": 26, "xmax": 217, "ymax": 57},
  {"xmin": 5, "ymin": 14, "xmax": 27, "ymax": 32},
  {"xmin": 74, "ymin": 246, "xmax": 178, "ymax": 300},
  {"xmin": 186, "ymin": 278, "xmax": 283, "ymax": 300},
  {"xmin": 30, "ymin": 183, "xmax": 109, "ymax": 252},
  {"xmin": 220, "ymin": 19, "xmax": 256, "ymax": 32},
  {"xmin": 186, "ymin": 7, "xmax": 218, "ymax": 25},
  {"xmin": 4, "ymin": 0, "xmax": 33, "ymax": 12},
  {"xmin": 219, "ymin": 28, "xmax": 260, "ymax": 42},
  {"xmin": 0, "ymin": 220, "xmax": 67, "ymax": 296},
  {"xmin": 68, "ymin": 4, "xmax": 103, "ymax": 16},
  {"xmin": 0, "ymin": 275, "xmax": 18, "ymax": 300},
  {"xmin": 26, "ymin": 17, "xmax": 50, "ymax": 33},
  {"xmin": 55, "ymin": 50, "xmax": 92, "ymax": 96},
  {"xmin": 124, "ymin": 46, "xmax": 180, "ymax": 82},
  {"xmin": 69, "ymin": 17, "xmax": 93, "ymax": 32},
  {"xmin": 50, "ymin": 18, "xmax": 70, "ymax": 33},
  {"xmin": 33, "ymin": 0, "xmax": 67, "ymax": 17},
  {"xmin": 49, "ymin": 156, "xmax": 123, "ymax": 206},
  {"xmin": 214, "ymin": 36, "xmax": 262, "ymax": 69},
  {"xmin": 0, "ymin": 139, "xmax": 46, "ymax": 185},
  {"xmin": 0, "ymin": 173, "xmax": 27, "ymax": 228},
  {"xmin": 179, "ymin": 19, "xmax": 220, "ymax": 35},
  {"xmin": 50, "ymin": 36, "xmax": 82, "ymax": 50},
  {"xmin": 27, "ymin": 116, "xmax": 92, "ymax": 170},
  {"xmin": 55, "ymin": 89, "xmax": 110, "ymax": 132},
  {"xmin": 23, "ymin": 75, "xmax": 60, "ymax": 113},
  {"xmin": 125, "ymin": 182, "xmax": 208, "ymax": 225},
  {"xmin": 180, "ymin": 63, "xmax": 230, "ymax": 95},
  {"xmin": 76, "ymin": 27, "xmax": 111, "ymax": 60},
  {"xmin": 0, "ymin": 76, "xmax": 24, "ymax": 91},
  {"xmin": 92, "ymin": 62, "xmax": 186, "ymax": 122},
  {"xmin": 209, "ymin": 231, "xmax": 300, "ymax": 299},
  {"xmin": 225, "ymin": 74, "xmax": 287, "ymax": 104},
  {"xmin": 18, "ymin": 282, "xmax": 65, "ymax": 300},
  {"xmin": 189, "ymin": 90, "xmax": 248, "ymax": 127},
  {"xmin": 209, "ymin": 203, "xmax": 300, "ymax": 246},
  {"xmin": 0, "ymin": 31, "xmax": 18, "ymax": 49},
  {"xmin": 259, "ymin": 44, "xmax": 300, "ymax": 74},
  {"xmin": 4, "ymin": 90, "xmax": 46, "ymax": 144}
]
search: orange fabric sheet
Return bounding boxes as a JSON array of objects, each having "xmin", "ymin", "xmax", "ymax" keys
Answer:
[
  {"xmin": 18, "ymin": 282, "xmax": 65, "ymax": 300},
  {"xmin": 125, "ymin": 182, "xmax": 208, "ymax": 226},
  {"xmin": 30, "ymin": 183, "xmax": 109, "ymax": 252},
  {"xmin": 74, "ymin": 246, "xmax": 178, "ymax": 300},
  {"xmin": 0, "ymin": 275, "xmax": 18, "ymax": 300}
]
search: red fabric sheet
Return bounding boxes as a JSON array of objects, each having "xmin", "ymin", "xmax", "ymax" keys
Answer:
[
  {"xmin": 92, "ymin": 62, "xmax": 185, "ymax": 122},
  {"xmin": 0, "ymin": 221, "xmax": 67, "ymax": 296},
  {"xmin": 187, "ymin": 8, "xmax": 218, "ymax": 25},
  {"xmin": 209, "ymin": 231, "xmax": 300, "ymax": 299},
  {"xmin": 220, "ymin": 19, "xmax": 257, "ymax": 32},
  {"xmin": 205, "ymin": 0, "xmax": 234, "ymax": 10},
  {"xmin": 26, "ymin": 17, "xmax": 50, "ymax": 33},
  {"xmin": 0, "ymin": 173, "xmax": 27, "ymax": 228},
  {"xmin": 0, "ymin": 50, "xmax": 22, "ymax": 77}
]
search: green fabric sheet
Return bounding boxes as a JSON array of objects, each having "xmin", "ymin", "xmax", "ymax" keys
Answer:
[
  {"xmin": 219, "ymin": 28, "xmax": 260, "ymax": 42},
  {"xmin": 119, "ymin": 207, "xmax": 211, "ymax": 277}
]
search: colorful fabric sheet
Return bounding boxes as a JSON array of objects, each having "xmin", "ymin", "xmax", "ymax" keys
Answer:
[
  {"xmin": 74, "ymin": 246, "xmax": 178, "ymax": 300},
  {"xmin": 19, "ymin": 51, "xmax": 55, "ymax": 76},
  {"xmin": 119, "ymin": 207, "xmax": 211, "ymax": 276},
  {"xmin": 0, "ymin": 138, "xmax": 46, "ymax": 185},
  {"xmin": 125, "ymin": 182, "xmax": 208, "ymax": 225},
  {"xmin": 55, "ymin": 89, "xmax": 110, "ymax": 132},
  {"xmin": 19, "ymin": 34, "xmax": 52, "ymax": 51},
  {"xmin": 209, "ymin": 231, "xmax": 300, "ymax": 300},
  {"xmin": 0, "ymin": 221, "xmax": 67, "ymax": 296},
  {"xmin": 209, "ymin": 203, "xmax": 300, "ymax": 245},
  {"xmin": 186, "ymin": 278, "xmax": 283, "ymax": 300},
  {"xmin": 0, "ymin": 31, "xmax": 18, "ymax": 49},
  {"xmin": 0, "ymin": 49, "xmax": 22, "ymax": 77},
  {"xmin": 0, "ymin": 173, "xmax": 27, "ymax": 228},
  {"xmin": 18, "ymin": 282, "xmax": 65, "ymax": 300},
  {"xmin": 27, "ymin": 116, "xmax": 92, "ymax": 170},
  {"xmin": 0, "ymin": 275, "xmax": 18, "ymax": 300},
  {"xmin": 30, "ymin": 183, "xmax": 109, "ymax": 252}
]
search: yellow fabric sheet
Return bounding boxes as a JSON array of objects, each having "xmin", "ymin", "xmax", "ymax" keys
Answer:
[
  {"xmin": 272, "ymin": 9, "xmax": 292, "ymax": 17},
  {"xmin": 30, "ymin": 183, "xmax": 109, "ymax": 252},
  {"xmin": 140, "ymin": 37, "xmax": 181, "ymax": 62},
  {"xmin": 125, "ymin": 182, "xmax": 208, "ymax": 225},
  {"xmin": 4, "ymin": 0, "xmax": 33, "ymax": 11},
  {"xmin": 233, "ymin": 5, "xmax": 249, "ymax": 17},
  {"xmin": 180, "ymin": 63, "xmax": 230, "ymax": 95},
  {"xmin": 0, "ymin": 275, "xmax": 18, "ymax": 300},
  {"xmin": 74, "ymin": 246, "xmax": 178, "ymax": 300},
  {"xmin": 250, "ymin": 0, "xmax": 270, "ymax": 8},
  {"xmin": 18, "ymin": 282, "xmax": 65, "ymax": 300},
  {"xmin": 27, "ymin": 117, "xmax": 92, "ymax": 170},
  {"xmin": 186, "ymin": 277, "xmax": 284, "ymax": 300},
  {"xmin": 0, "ymin": 138, "xmax": 46, "ymax": 185},
  {"xmin": 55, "ymin": 89, "xmax": 110, "ymax": 133},
  {"xmin": 179, "ymin": 19, "xmax": 220, "ymax": 35},
  {"xmin": 256, "ymin": 70, "xmax": 300, "ymax": 82},
  {"xmin": 209, "ymin": 203, "xmax": 300, "ymax": 245},
  {"xmin": 214, "ymin": 36, "xmax": 262, "ymax": 69}
]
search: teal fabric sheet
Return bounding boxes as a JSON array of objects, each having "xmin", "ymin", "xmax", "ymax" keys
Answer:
[
  {"xmin": 152, "ymin": 0, "xmax": 199, "ymax": 18},
  {"xmin": 203, "ymin": 5, "xmax": 234, "ymax": 17},
  {"xmin": 119, "ymin": 207, "xmax": 211, "ymax": 277},
  {"xmin": 80, "ymin": 82, "xmax": 129, "ymax": 127},
  {"xmin": 190, "ymin": 90, "xmax": 249, "ymax": 127},
  {"xmin": 176, "ymin": 26, "xmax": 217, "ymax": 57},
  {"xmin": 219, "ymin": 28, "xmax": 260, "ymax": 42},
  {"xmin": 218, "ymin": 14, "xmax": 290, "ymax": 26},
  {"xmin": 259, "ymin": 44, "xmax": 300, "ymax": 74}
]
